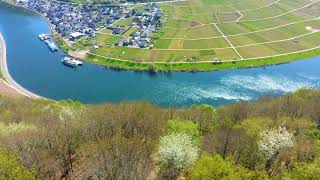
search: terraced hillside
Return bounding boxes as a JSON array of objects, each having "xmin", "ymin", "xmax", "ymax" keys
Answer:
[{"xmin": 71, "ymin": 0, "xmax": 320, "ymax": 70}]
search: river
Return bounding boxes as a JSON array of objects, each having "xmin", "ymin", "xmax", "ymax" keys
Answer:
[{"xmin": 0, "ymin": 2, "xmax": 320, "ymax": 107}]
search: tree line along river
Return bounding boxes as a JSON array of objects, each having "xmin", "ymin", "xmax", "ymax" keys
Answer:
[{"xmin": 1, "ymin": 2, "xmax": 320, "ymax": 107}]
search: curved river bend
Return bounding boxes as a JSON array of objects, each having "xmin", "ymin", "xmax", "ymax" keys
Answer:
[{"xmin": 1, "ymin": 3, "xmax": 320, "ymax": 107}]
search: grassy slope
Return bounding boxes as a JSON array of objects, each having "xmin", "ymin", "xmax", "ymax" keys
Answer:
[
  {"xmin": 0, "ymin": 71, "xmax": 3, "ymax": 80},
  {"xmin": 85, "ymin": 47, "xmax": 320, "ymax": 71},
  {"xmin": 0, "ymin": 66, "xmax": 3, "ymax": 79}
]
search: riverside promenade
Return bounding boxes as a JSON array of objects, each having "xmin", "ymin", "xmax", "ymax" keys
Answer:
[{"xmin": 0, "ymin": 32, "xmax": 41, "ymax": 98}]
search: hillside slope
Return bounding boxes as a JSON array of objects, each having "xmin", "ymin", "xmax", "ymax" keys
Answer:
[{"xmin": 0, "ymin": 89, "xmax": 320, "ymax": 179}]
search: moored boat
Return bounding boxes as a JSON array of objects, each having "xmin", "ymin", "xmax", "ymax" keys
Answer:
[
  {"xmin": 61, "ymin": 57, "xmax": 82, "ymax": 67},
  {"xmin": 73, "ymin": 59, "xmax": 83, "ymax": 66},
  {"xmin": 47, "ymin": 41, "xmax": 58, "ymax": 52},
  {"xmin": 38, "ymin": 33, "xmax": 50, "ymax": 41}
]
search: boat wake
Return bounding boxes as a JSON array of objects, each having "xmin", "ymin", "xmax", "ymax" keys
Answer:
[
  {"xmin": 154, "ymin": 81, "xmax": 251, "ymax": 104},
  {"xmin": 154, "ymin": 72, "xmax": 320, "ymax": 105},
  {"xmin": 220, "ymin": 74, "xmax": 318, "ymax": 93}
]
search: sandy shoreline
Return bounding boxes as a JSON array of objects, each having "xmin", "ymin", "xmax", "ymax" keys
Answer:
[
  {"xmin": 0, "ymin": 32, "xmax": 41, "ymax": 98},
  {"xmin": 0, "ymin": 79, "xmax": 22, "ymax": 97}
]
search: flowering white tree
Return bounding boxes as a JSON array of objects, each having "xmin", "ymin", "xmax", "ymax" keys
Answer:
[
  {"xmin": 158, "ymin": 133, "xmax": 199, "ymax": 170},
  {"xmin": 258, "ymin": 126, "xmax": 295, "ymax": 160}
]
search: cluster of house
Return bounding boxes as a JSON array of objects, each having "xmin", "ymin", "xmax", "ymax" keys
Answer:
[
  {"xmin": 112, "ymin": 3, "xmax": 163, "ymax": 48},
  {"xmin": 17, "ymin": 0, "xmax": 163, "ymax": 49},
  {"xmin": 17, "ymin": 0, "xmax": 130, "ymax": 39}
]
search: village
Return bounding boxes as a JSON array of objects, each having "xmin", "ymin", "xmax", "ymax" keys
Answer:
[
  {"xmin": 16, "ymin": 0, "xmax": 163, "ymax": 50},
  {"xmin": 109, "ymin": 3, "xmax": 162, "ymax": 48}
]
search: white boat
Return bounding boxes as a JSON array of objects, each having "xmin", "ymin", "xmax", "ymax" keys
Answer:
[
  {"xmin": 43, "ymin": 40, "xmax": 58, "ymax": 51},
  {"xmin": 61, "ymin": 57, "xmax": 77, "ymax": 67},
  {"xmin": 47, "ymin": 41, "xmax": 58, "ymax": 52},
  {"xmin": 72, "ymin": 59, "xmax": 83, "ymax": 66},
  {"xmin": 44, "ymin": 40, "xmax": 50, "ymax": 45},
  {"xmin": 38, "ymin": 33, "xmax": 50, "ymax": 41},
  {"xmin": 61, "ymin": 57, "xmax": 83, "ymax": 67}
]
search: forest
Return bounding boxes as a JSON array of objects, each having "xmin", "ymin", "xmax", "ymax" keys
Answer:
[{"xmin": 0, "ymin": 88, "xmax": 320, "ymax": 179}]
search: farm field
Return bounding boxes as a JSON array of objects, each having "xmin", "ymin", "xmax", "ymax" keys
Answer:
[{"xmin": 73, "ymin": 0, "xmax": 320, "ymax": 69}]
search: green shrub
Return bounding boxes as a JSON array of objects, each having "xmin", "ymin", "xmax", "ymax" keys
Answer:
[
  {"xmin": 189, "ymin": 153, "xmax": 258, "ymax": 180},
  {"xmin": 166, "ymin": 119, "xmax": 200, "ymax": 141},
  {"xmin": 0, "ymin": 149, "xmax": 36, "ymax": 180}
]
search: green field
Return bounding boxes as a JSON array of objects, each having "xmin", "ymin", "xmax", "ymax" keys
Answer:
[{"xmin": 71, "ymin": 0, "xmax": 320, "ymax": 71}]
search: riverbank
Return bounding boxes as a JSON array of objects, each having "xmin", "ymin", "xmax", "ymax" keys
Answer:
[
  {"xmin": 0, "ymin": 33, "xmax": 41, "ymax": 98},
  {"xmin": 0, "ymin": 80, "xmax": 23, "ymax": 97},
  {"xmin": 67, "ymin": 33, "xmax": 320, "ymax": 72},
  {"xmin": 0, "ymin": 33, "xmax": 23, "ymax": 97},
  {"xmin": 85, "ymin": 46, "xmax": 320, "ymax": 72}
]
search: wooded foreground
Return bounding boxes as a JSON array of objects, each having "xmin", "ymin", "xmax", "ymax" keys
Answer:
[{"xmin": 0, "ymin": 89, "xmax": 320, "ymax": 179}]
